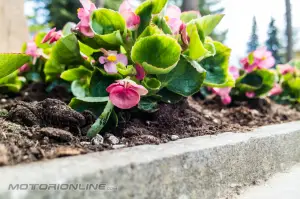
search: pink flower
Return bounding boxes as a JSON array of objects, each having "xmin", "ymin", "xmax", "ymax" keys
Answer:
[
  {"xmin": 277, "ymin": 64, "xmax": 295, "ymax": 75},
  {"xmin": 106, "ymin": 79, "xmax": 148, "ymax": 109},
  {"xmin": 269, "ymin": 84, "xmax": 283, "ymax": 96},
  {"xmin": 99, "ymin": 49, "xmax": 128, "ymax": 74},
  {"xmin": 245, "ymin": 92, "xmax": 255, "ymax": 98},
  {"xmin": 135, "ymin": 64, "xmax": 145, "ymax": 80},
  {"xmin": 19, "ymin": 64, "xmax": 30, "ymax": 73},
  {"xmin": 229, "ymin": 66, "xmax": 240, "ymax": 80},
  {"xmin": 77, "ymin": 0, "xmax": 96, "ymax": 37},
  {"xmin": 119, "ymin": 0, "xmax": 140, "ymax": 31},
  {"xmin": 253, "ymin": 48, "xmax": 275, "ymax": 69},
  {"xmin": 41, "ymin": 28, "xmax": 62, "ymax": 44},
  {"xmin": 180, "ymin": 23, "xmax": 189, "ymax": 46},
  {"xmin": 241, "ymin": 48, "xmax": 275, "ymax": 72},
  {"xmin": 212, "ymin": 88, "xmax": 232, "ymax": 105},
  {"xmin": 25, "ymin": 42, "xmax": 38, "ymax": 57},
  {"xmin": 165, "ymin": 5, "xmax": 183, "ymax": 34}
]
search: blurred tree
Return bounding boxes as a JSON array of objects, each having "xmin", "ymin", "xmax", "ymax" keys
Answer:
[
  {"xmin": 265, "ymin": 18, "xmax": 282, "ymax": 65},
  {"xmin": 26, "ymin": 0, "xmax": 123, "ymax": 30},
  {"xmin": 285, "ymin": 0, "xmax": 293, "ymax": 61},
  {"xmin": 247, "ymin": 17, "xmax": 259, "ymax": 53},
  {"xmin": 180, "ymin": 0, "xmax": 227, "ymax": 42}
]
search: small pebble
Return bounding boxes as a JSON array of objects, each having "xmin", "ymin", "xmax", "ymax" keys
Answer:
[
  {"xmin": 0, "ymin": 99, "xmax": 7, "ymax": 103},
  {"xmin": 91, "ymin": 135, "xmax": 104, "ymax": 145},
  {"xmin": 106, "ymin": 134, "xmax": 119, "ymax": 145},
  {"xmin": 170, "ymin": 135, "xmax": 179, "ymax": 141},
  {"xmin": 80, "ymin": 141, "xmax": 91, "ymax": 145}
]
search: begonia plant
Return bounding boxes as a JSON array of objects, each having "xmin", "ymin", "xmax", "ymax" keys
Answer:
[{"xmin": 0, "ymin": 0, "xmax": 233, "ymax": 138}]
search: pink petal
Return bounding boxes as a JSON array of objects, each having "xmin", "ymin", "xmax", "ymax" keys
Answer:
[
  {"xmin": 168, "ymin": 18, "xmax": 182, "ymax": 34},
  {"xmin": 119, "ymin": 0, "xmax": 133, "ymax": 13},
  {"xmin": 229, "ymin": 66, "xmax": 240, "ymax": 79},
  {"xmin": 78, "ymin": 23, "xmax": 94, "ymax": 37},
  {"xmin": 180, "ymin": 23, "xmax": 189, "ymax": 45},
  {"xmin": 41, "ymin": 28, "xmax": 56, "ymax": 43},
  {"xmin": 26, "ymin": 42, "xmax": 38, "ymax": 57},
  {"xmin": 19, "ymin": 64, "xmax": 30, "ymax": 73},
  {"xmin": 221, "ymin": 95, "xmax": 232, "ymax": 105},
  {"xmin": 166, "ymin": 5, "xmax": 182, "ymax": 20},
  {"xmin": 258, "ymin": 57, "xmax": 275, "ymax": 69},
  {"xmin": 135, "ymin": 64, "xmax": 146, "ymax": 80},
  {"xmin": 246, "ymin": 92, "xmax": 255, "ymax": 98},
  {"xmin": 80, "ymin": 0, "xmax": 95, "ymax": 11},
  {"xmin": 116, "ymin": 54, "xmax": 128, "ymax": 66},
  {"xmin": 253, "ymin": 47, "xmax": 268, "ymax": 59},
  {"xmin": 106, "ymin": 83, "xmax": 122, "ymax": 93},
  {"xmin": 269, "ymin": 84, "xmax": 283, "ymax": 96},
  {"xmin": 122, "ymin": 11, "xmax": 140, "ymax": 30},
  {"xmin": 109, "ymin": 86, "xmax": 140, "ymax": 109},
  {"xmin": 278, "ymin": 64, "xmax": 295, "ymax": 75},
  {"xmin": 99, "ymin": 56, "xmax": 107, "ymax": 64},
  {"xmin": 129, "ymin": 84, "xmax": 148, "ymax": 96},
  {"xmin": 104, "ymin": 62, "xmax": 118, "ymax": 74}
]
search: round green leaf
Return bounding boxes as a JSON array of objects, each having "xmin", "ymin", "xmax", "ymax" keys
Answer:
[
  {"xmin": 91, "ymin": 8, "xmax": 126, "ymax": 35},
  {"xmin": 61, "ymin": 67, "xmax": 92, "ymax": 82},
  {"xmin": 131, "ymin": 35, "xmax": 181, "ymax": 75},
  {"xmin": 0, "ymin": 53, "xmax": 30, "ymax": 79},
  {"xmin": 201, "ymin": 41, "xmax": 234, "ymax": 88},
  {"xmin": 157, "ymin": 55, "xmax": 206, "ymax": 96}
]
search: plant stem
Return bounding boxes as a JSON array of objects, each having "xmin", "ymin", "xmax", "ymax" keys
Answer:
[{"xmin": 87, "ymin": 101, "xmax": 114, "ymax": 138}]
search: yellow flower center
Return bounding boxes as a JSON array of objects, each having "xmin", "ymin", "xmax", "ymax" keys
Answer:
[
  {"xmin": 77, "ymin": 8, "xmax": 80, "ymax": 13},
  {"xmin": 107, "ymin": 55, "xmax": 117, "ymax": 62},
  {"xmin": 261, "ymin": 56, "xmax": 267, "ymax": 60},
  {"xmin": 164, "ymin": 16, "xmax": 170, "ymax": 22}
]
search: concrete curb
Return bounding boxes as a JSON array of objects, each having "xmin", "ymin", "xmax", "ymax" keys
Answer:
[{"xmin": 1, "ymin": 121, "xmax": 300, "ymax": 199}]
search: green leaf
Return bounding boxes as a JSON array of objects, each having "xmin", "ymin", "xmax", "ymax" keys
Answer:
[
  {"xmin": 34, "ymin": 32, "xmax": 52, "ymax": 49},
  {"xmin": 90, "ymin": 69, "xmax": 121, "ymax": 97},
  {"xmin": 181, "ymin": 11, "xmax": 200, "ymax": 23},
  {"xmin": 87, "ymin": 101, "xmax": 114, "ymax": 138},
  {"xmin": 142, "ymin": 77, "xmax": 161, "ymax": 95},
  {"xmin": 186, "ymin": 23, "xmax": 209, "ymax": 60},
  {"xmin": 158, "ymin": 88, "xmax": 184, "ymax": 104},
  {"xmin": 0, "ymin": 71, "xmax": 24, "ymax": 93},
  {"xmin": 0, "ymin": 53, "xmax": 30, "ymax": 79},
  {"xmin": 61, "ymin": 67, "xmax": 92, "ymax": 82},
  {"xmin": 76, "ymin": 96, "xmax": 109, "ymax": 103},
  {"xmin": 236, "ymin": 69, "xmax": 275, "ymax": 96},
  {"xmin": 71, "ymin": 80, "xmax": 88, "ymax": 98},
  {"xmin": 194, "ymin": 14, "xmax": 224, "ymax": 38},
  {"xmin": 137, "ymin": 24, "xmax": 164, "ymax": 40},
  {"xmin": 131, "ymin": 35, "xmax": 181, "ymax": 75},
  {"xmin": 62, "ymin": 22, "xmax": 76, "ymax": 36},
  {"xmin": 44, "ymin": 58, "xmax": 65, "ymax": 82},
  {"xmin": 76, "ymin": 31, "xmax": 121, "ymax": 50},
  {"xmin": 152, "ymin": 16, "xmax": 172, "ymax": 35},
  {"xmin": 283, "ymin": 77, "xmax": 300, "ymax": 100},
  {"xmin": 135, "ymin": 0, "xmax": 168, "ymax": 35},
  {"xmin": 138, "ymin": 97, "xmax": 159, "ymax": 113},
  {"xmin": 69, "ymin": 97, "xmax": 106, "ymax": 116},
  {"xmin": 201, "ymin": 41, "xmax": 234, "ymax": 88},
  {"xmin": 157, "ymin": 55, "xmax": 206, "ymax": 96},
  {"xmin": 79, "ymin": 41, "xmax": 100, "ymax": 57},
  {"xmin": 51, "ymin": 34, "xmax": 84, "ymax": 65},
  {"xmin": 91, "ymin": 8, "xmax": 126, "ymax": 35}
]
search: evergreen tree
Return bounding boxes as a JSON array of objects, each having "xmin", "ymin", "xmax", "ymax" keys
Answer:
[
  {"xmin": 247, "ymin": 17, "xmax": 259, "ymax": 53},
  {"xmin": 266, "ymin": 18, "xmax": 282, "ymax": 65}
]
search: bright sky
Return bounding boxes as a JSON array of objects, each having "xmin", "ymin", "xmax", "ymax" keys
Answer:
[
  {"xmin": 218, "ymin": 0, "xmax": 300, "ymax": 65},
  {"xmin": 25, "ymin": 0, "xmax": 300, "ymax": 65}
]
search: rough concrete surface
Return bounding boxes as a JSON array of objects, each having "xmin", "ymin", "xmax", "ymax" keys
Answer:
[
  {"xmin": 1, "ymin": 121, "xmax": 300, "ymax": 199},
  {"xmin": 236, "ymin": 164, "xmax": 300, "ymax": 199}
]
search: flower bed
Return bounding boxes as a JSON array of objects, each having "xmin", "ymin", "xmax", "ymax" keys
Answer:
[{"xmin": 1, "ymin": 0, "xmax": 300, "ymax": 167}]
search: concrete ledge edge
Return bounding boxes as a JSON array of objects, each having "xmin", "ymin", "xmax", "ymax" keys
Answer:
[{"xmin": 1, "ymin": 121, "xmax": 300, "ymax": 199}]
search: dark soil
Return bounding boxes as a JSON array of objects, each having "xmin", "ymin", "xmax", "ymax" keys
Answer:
[{"xmin": 1, "ymin": 89, "xmax": 300, "ymax": 166}]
